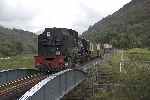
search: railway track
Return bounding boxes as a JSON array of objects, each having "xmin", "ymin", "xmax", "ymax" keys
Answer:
[
  {"xmin": 0, "ymin": 72, "xmax": 49, "ymax": 100},
  {"xmin": 0, "ymin": 53, "xmax": 109, "ymax": 100},
  {"xmin": 0, "ymin": 58, "xmax": 96, "ymax": 100}
]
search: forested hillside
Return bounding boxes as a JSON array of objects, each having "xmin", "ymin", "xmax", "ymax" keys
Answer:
[
  {"xmin": 83, "ymin": 0, "xmax": 150, "ymax": 48},
  {"xmin": 0, "ymin": 26, "xmax": 37, "ymax": 57}
]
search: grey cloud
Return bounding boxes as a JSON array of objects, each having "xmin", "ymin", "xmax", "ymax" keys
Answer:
[
  {"xmin": 0, "ymin": 0, "xmax": 102, "ymax": 33},
  {"xmin": 80, "ymin": 3, "xmax": 102, "ymax": 22},
  {"xmin": 0, "ymin": 0, "xmax": 36, "ymax": 21},
  {"xmin": 0, "ymin": 0, "xmax": 37, "ymax": 30},
  {"xmin": 72, "ymin": 3, "xmax": 102, "ymax": 33}
]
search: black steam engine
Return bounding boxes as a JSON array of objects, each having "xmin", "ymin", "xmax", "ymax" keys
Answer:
[{"xmin": 34, "ymin": 28, "xmax": 103, "ymax": 71}]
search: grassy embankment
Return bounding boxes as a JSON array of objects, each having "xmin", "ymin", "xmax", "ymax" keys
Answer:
[
  {"xmin": 0, "ymin": 54, "xmax": 34, "ymax": 70},
  {"xmin": 92, "ymin": 48, "xmax": 150, "ymax": 100}
]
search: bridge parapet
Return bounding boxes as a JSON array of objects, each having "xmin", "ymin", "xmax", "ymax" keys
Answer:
[
  {"xmin": 19, "ymin": 69, "xmax": 86, "ymax": 100},
  {"xmin": 0, "ymin": 69, "xmax": 40, "ymax": 85}
]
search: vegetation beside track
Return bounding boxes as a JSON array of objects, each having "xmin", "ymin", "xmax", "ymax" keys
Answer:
[
  {"xmin": 126, "ymin": 48, "xmax": 150, "ymax": 61},
  {"xmin": 63, "ymin": 48, "xmax": 150, "ymax": 100},
  {"xmin": 0, "ymin": 54, "xmax": 34, "ymax": 70},
  {"xmin": 91, "ymin": 48, "xmax": 150, "ymax": 100}
]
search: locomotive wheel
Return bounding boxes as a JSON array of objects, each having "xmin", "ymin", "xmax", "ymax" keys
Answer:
[
  {"xmin": 37, "ymin": 64, "xmax": 49, "ymax": 72},
  {"xmin": 39, "ymin": 68, "xmax": 47, "ymax": 72}
]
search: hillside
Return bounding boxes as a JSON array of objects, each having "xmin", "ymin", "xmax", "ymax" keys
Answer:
[
  {"xmin": 83, "ymin": 0, "xmax": 150, "ymax": 48},
  {"xmin": 0, "ymin": 26, "xmax": 37, "ymax": 57}
]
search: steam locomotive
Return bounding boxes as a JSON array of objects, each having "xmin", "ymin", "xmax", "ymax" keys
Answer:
[{"xmin": 34, "ymin": 28, "xmax": 104, "ymax": 71}]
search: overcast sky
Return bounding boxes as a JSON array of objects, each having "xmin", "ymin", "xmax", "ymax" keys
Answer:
[{"xmin": 0, "ymin": 0, "xmax": 131, "ymax": 33}]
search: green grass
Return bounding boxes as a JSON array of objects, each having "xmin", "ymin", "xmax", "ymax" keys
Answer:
[
  {"xmin": 92, "ymin": 48, "xmax": 150, "ymax": 100},
  {"xmin": 0, "ymin": 54, "xmax": 34, "ymax": 70},
  {"xmin": 126, "ymin": 48, "xmax": 150, "ymax": 61}
]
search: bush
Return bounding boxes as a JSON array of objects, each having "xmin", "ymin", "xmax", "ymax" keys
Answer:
[{"xmin": 0, "ymin": 40, "xmax": 23, "ymax": 57}]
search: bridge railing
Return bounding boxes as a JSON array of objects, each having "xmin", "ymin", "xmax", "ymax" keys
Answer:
[
  {"xmin": 19, "ymin": 69, "xmax": 86, "ymax": 100},
  {"xmin": 0, "ymin": 69, "xmax": 40, "ymax": 85}
]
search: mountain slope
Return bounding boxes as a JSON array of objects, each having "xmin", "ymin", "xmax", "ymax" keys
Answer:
[
  {"xmin": 83, "ymin": 0, "xmax": 150, "ymax": 48},
  {"xmin": 0, "ymin": 26, "xmax": 37, "ymax": 56}
]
